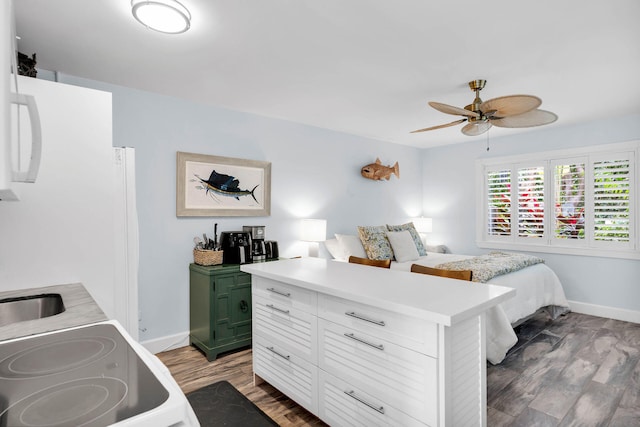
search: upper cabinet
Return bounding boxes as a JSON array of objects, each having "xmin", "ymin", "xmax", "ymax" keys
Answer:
[{"xmin": 1, "ymin": 0, "xmax": 42, "ymax": 201}]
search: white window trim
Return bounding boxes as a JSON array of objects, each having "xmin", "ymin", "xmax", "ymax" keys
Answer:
[{"xmin": 475, "ymin": 140, "xmax": 640, "ymax": 260}]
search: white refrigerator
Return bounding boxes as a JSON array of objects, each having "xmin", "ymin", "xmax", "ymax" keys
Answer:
[{"xmin": 0, "ymin": 75, "xmax": 139, "ymax": 339}]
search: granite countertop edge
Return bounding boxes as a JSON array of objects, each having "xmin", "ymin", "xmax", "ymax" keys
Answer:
[{"xmin": 0, "ymin": 283, "xmax": 107, "ymax": 342}]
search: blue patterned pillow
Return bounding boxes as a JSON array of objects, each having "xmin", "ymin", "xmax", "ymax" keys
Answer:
[
  {"xmin": 357, "ymin": 225, "xmax": 394, "ymax": 260},
  {"xmin": 386, "ymin": 222, "xmax": 427, "ymax": 256}
]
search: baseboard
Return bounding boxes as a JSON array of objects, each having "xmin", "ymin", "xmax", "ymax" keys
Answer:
[
  {"xmin": 568, "ymin": 300, "xmax": 640, "ymax": 324},
  {"xmin": 141, "ymin": 331, "xmax": 190, "ymax": 355}
]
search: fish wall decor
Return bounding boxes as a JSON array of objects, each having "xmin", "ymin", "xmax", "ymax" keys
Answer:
[
  {"xmin": 193, "ymin": 170, "xmax": 259, "ymax": 203},
  {"xmin": 361, "ymin": 158, "xmax": 399, "ymax": 181}
]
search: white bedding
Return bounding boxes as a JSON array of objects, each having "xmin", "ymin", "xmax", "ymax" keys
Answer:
[{"xmin": 392, "ymin": 252, "xmax": 570, "ymax": 364}]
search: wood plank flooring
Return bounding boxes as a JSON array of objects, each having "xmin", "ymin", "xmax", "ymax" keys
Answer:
[
  {"xmin": 157, "ymin": 311, "xmax": 640, "ymax": 426},
  {"xmin": 157, "ymin": 345, "xmax": 326, "ymax": 426}
]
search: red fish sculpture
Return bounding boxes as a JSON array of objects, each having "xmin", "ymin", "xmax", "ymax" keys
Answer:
[{"xmin": 361, "ymin": 158, "xmax": 400, "ymax": 181}]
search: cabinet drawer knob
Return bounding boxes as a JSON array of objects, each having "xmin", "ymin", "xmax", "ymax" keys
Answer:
[
  {"xmin": 345, "ymin": 311, "xmax": 386, "ymax": 327},
  {"xmin": 344, "ymin": 333, "xmax": 384, "ymax": 351},
  {"xmin": 266, "ymin": 304, "xmax": 290, "ymax": 315},
  {"xmin": 267, "ymin": 287, "xmax": 291, "ymax": 297},
  {"xmin": 240, "ymin": 300, "xmax": 249, "ymax": 313},
  {"xmin": 344, "ymin": 390, "xmax": 385, "ymax": 414}
]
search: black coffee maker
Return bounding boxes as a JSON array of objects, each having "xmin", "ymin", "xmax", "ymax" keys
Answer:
[
  {"xmin": 243, "ymin": 225, "xmax": 266, "ymax": 262},
  {"xmin": 220, "ymin": 231, "xmax": 252, "ymax": 264},
  {"xmin": 243, "ymin": 225, "xmax": 278, "ymax": 261}
]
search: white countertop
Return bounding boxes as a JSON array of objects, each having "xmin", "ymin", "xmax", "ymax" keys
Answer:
[{"xmin": 242, "ymin": 257, "xmax": 515, "ymax": 326}]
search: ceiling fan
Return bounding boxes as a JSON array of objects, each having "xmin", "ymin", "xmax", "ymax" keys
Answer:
[{"xmin": 411, "ymin": 79, "xmax": 557, "ymax": 136}]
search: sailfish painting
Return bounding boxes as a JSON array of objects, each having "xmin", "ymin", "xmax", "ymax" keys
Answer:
[
  {"xmin": 177, "ymin": 151, "xmax": 270, "ymax": 217},
  {"xmin": 194, "ymin": 170, "xmax": 259, "ymax": 203}
]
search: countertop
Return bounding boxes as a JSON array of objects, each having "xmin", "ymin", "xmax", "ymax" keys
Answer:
[
  {"xmin": 0, "ymin": 283, "xmax": 107, "ymax": 341},
  {"xmin": 242, "ymin": 257, "xmax": 515, "ymax": 326}
]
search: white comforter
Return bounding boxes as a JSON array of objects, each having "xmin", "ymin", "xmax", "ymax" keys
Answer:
[{"xmin": 391, "ymin": 252, "xmax": 570, "ymax": 364}]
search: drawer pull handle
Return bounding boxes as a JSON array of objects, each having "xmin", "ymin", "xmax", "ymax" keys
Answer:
[
  {"xmin": 344, "ymin": 390, "xmax": 385, "ymax": 414},
  {"xmin": 266, "ymin": 304, "xmax": 290, "ymax": 315},
  {"xmin": 345, "ymin": 311, "xmax": 386, "ymax": 327},
  {"xmin": 344, "ymin": 333, "xmax": 384, "ymax": 351},
  {"xmin": 267, "ymin": 287, "xmax": 291, "ymax": 297},
  {"xmin": 266, "ymin": 346, "xmax": 290, "ymax": 361}
]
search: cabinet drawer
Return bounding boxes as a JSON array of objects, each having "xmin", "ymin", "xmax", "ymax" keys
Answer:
[
  {"xmin": 319, "ymin": 319, "xmax": 437, "ymax": 425},
  {"xmin": 252, "ymin": 277, "xmax": 316, "ymax": 314},
  {"xmin": 253, "ymin": 295, "xmax": 317, "ymax": 363},
  {"xmin": 318, "ymin": 370, "xmax": 427, "ymax": 427},
  {"xmin": 253, "ymin": 334, "xmax": 318, "ymax": 415},
  {"xmin": 318, "ymin": 294, "xmax": 437, "ymax": 356}
]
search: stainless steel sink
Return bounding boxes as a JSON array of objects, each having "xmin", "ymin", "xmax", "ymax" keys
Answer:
[{"xmin": 0, "ymin": 294, "xmax": 65, "ymax": 327}]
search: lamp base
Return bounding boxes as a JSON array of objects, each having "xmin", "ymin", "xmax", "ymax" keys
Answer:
[{"xmin": 308, "ymin": 242, "xmax": 320, "ymax": 257}]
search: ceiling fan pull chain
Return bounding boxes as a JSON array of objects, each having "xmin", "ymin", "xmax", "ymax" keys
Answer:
[{"xmin": 486, "ymin": 130, "xmax": 490, "ymax": 151}]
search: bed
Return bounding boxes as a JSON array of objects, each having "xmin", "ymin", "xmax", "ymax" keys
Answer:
[{"xmin": 324, "ymin": 234, "xmax": 570, "ymax": 364}]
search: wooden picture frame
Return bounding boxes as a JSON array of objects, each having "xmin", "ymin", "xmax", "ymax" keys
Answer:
[{"xmin": 176, "ymin": 151, "xmax": 271, "ymax": 217}]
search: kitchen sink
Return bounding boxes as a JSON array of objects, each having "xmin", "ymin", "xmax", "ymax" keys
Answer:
[{"xmin": 0, "ymin": 294, "xmax": 65, "ymax": 327}]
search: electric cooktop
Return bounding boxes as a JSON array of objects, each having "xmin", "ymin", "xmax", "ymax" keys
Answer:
[{"xmin": 0, "ymin": 323, "xmax": 170, "ymax": 426}]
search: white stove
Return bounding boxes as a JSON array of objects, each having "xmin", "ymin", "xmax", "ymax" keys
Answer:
[{"xmin": 0, "ymin": 320, "xmax": 199, "ymax": 427}]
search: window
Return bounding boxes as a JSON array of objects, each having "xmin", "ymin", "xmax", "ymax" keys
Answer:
[{"xmin": 476, "ymin": 141, "xmax": 638, "ymax": 259}]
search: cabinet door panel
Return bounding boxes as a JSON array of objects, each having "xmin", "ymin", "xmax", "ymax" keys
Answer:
[
  {"xmin": 254, "ymin": 294, "xmax": 317, "ymax": 363},
  {"xmin": 318, "ymin": 370, "xmax": 427, "ymax": 427},
  {"xmin": 253, "ymin": 277, "xmax": 316, "ymax": 314},
  {"xmin": 215, "ymin": 277, "xmax": 251, "ymax": 344},
  {"xmin": 318, "ymin": 294, "xmax": 437, "ymax": 356},
  {"xmin": 253, "ymin": 334, "xmax": 318, "ymax": 415},
  {"xmin": 319, "ymin": 319, "xmax": 437, "ymax": 425}
]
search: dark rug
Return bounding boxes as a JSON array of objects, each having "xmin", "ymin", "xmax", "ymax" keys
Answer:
[{"xmin": 186, "ymin": 380, "xmax": 279, "ymax": 427}]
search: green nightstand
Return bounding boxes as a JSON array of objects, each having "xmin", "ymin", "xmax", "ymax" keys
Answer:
[{"xmin": 189, "ymin": 263, "xmax": 252, "ymax": 361}]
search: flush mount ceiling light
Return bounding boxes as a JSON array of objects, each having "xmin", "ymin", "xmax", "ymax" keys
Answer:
[{"xmin": 131, "ymin": 0, "xmax": 191, "ymax": 34}]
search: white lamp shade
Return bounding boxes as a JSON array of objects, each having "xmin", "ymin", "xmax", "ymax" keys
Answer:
[
  {"xmin": 300, "ymin": 219, "xmax": 327, "ymax": 242},
  {"xmin": 412, "ymin": 217, "xmax": 433, "ymax": 233},
  {"xmin": 131, "ymin": 0, "xmax": 191, "ymax": 34}
]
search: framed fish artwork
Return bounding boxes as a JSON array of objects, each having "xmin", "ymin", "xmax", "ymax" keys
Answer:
[{"xmin": 176, "ymin": 152, "xmax": 271, "ymax": 217}]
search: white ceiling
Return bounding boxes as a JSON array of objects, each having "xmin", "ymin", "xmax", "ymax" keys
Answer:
[{"xmin": 13, "ymin": 0, "xmax": 640, "ymax": 149}]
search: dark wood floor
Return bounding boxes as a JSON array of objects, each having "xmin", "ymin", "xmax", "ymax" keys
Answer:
[
  {"xmin": 157, "ymin": 311, "xmax": 640, "ymax": 426},
  {"xmin": 488, "ymin": 310, "xmax": 640, "ymax": 426}
]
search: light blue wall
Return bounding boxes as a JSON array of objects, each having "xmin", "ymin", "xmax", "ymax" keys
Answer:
[
  {"xmin": 421, "ymin": 114, "xmax": 640, "ymax": 312},
  {"xmin": 41, "ymin": 71, "xmax": 640, "ymax": 339},
  {"xmin": 55, "ymin": 74, "xmax": 423, "ymax": 342}
]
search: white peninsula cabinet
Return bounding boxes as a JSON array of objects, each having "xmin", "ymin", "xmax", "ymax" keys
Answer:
[{"xmin": 241, "ymin": 257, "xmax": 514, "ymax": 427}]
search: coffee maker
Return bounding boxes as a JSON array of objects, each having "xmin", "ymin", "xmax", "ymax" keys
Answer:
[{"xmin": 243, "ymin": 225, "xmax": 266, "ymax": 262}]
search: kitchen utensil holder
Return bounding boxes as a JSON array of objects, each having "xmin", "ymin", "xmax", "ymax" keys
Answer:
[{"xmin": 193, "ymin": 249, "xmax": 223, "ymax": 266}]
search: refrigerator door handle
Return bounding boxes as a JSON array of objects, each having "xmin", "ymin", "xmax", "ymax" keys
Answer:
[{"xmin": 10, "ymin": 92, "xmax": 42, "ymax": 183}]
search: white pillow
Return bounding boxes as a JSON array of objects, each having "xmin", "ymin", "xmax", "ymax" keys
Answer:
[
  {"xmin": 324, "ymin": 238, "xmax": 346, "ymax": 260},
  {"xmin": 386, "ymin": 230, "xmax": 420, "ymax": 263},
  {"xmin": 335, "ymin": 234, "xmax": 367, "ymax": 259}
]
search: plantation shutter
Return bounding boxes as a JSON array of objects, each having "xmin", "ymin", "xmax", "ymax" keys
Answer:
[
  {"xmin": 592, "ymin": 156, "xmax": 631, "ymax": 243},
  {"xmin": 553, "ymin": 162, "xmax": 585, "ymax": 240},
  {"xmin": 478, "ymin": 142, "xmax": 637, "ymax": 258},
  {"xmin": 517, "ymin": 166, "xmax": 545, "ymax": 238},
  {"xmin": 487, "ymin": 169, "xmax": 511, "ymax": 236}
]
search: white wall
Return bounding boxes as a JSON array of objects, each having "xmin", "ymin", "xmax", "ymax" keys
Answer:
[
  {"xmin": 421, "ymin": 114, "xmax": 640, "ymax": 316},
  {"xmin": 0, "ymin": 77, "xmax": 116, "ymax": 316},
  {"xmin": 54, "ymin": 73, "xmax": 423, "ymax": 346}
]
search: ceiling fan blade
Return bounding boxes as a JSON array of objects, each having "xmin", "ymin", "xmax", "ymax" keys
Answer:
[
  {"xmin": 461, "ymin": 121, "xmax": 492, "ymax": 136},
  {"xmin": 429, "ymin": 102, "xmax": 479, "ymax": 118},
  {"xmin": 480, "ymin": 95, "xmax": 541, "ymax": 117},
  {"xmin": 410, "ymin": 118, "xmax": 467, "ymax": 133},
  {"xmin": 491, "ymin": 109, "xmax": 558, "ymax": 128}
]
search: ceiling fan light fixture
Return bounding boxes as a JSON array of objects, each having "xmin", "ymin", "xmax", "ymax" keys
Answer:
[
  {"xmin": 412, "ymin": 80, "xmax": 557, "ymax": 137},
  {"xmin": 131, "ymin": 0, "xmax": 191, "ymax": 34}
]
